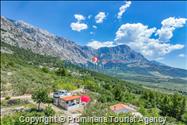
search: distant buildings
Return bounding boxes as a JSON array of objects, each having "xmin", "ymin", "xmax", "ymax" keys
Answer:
[
  {"xmin": 53, "ymin": 90, "xmax": 90, "ymax": 110},
  {"xmin": 110, "ymin": 103, "xmax": 142, "ymax": 117}
]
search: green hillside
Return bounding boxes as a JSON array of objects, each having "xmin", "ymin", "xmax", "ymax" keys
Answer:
[{"xmin": 1, "ymin": 42, "xmax": 187, "ymax": 125}]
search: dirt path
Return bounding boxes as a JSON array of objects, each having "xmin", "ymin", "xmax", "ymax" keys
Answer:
[
  {"xmin": 1, "ymin": 90, "xmax": 84, "ymax": 124},
  {"xmin": 0, "ymin": 88, "xmax": 84, "ymax": 101},
  {"xmin": 1, "ymin": 94, "xmax": 32, "ymax": 101}
]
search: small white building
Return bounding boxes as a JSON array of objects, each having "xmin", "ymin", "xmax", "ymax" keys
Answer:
[
  {"xmin": 53, "ymin": 90, "xmax": 91, "ymax": 111},
  {"xmin": 59, "ymin": 95, "xmax": 81, "ymax": 110}
]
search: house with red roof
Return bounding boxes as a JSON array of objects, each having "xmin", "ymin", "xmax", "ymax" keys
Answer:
[
  {"xmin": 110, "ymin": 103, "xmax": 142, "ymax": 117},
  {"xmin": 59, "ymin": 95, "xmax": 81, "ymax": 110},
  {"xmin": 53, "ymin": 90, "xmax": 91, "ymax": 110}
]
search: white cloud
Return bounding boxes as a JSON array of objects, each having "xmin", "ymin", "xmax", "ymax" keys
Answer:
[
  {"xmin": 179, "ymin": 54, "xmax": 185, "ymax": 57},
  {"xmin": 93, "ymin": 25, "xmax": 97, "ymax": 29},
  {"xmin": 86, "ymin": 17, "xmax": 186, "ymax": 59},
  {"xmin": 70, "ymin": 22, "xmax": 88, "ymax": 32},
  {"xmin": 115, "ymin": 23, "xmax": 156, "ymax": 41},
  {"xmin": 156, "ymin": 17, "xmax": 187, "ymax": 42},
  {"xmin": 74, "ymin": 14, "xmax": 85, "ymax": 22},
  {"xmin": 117, "ymin": 1, "xmax": 131, "ymax": 19},
  {"xmin": 95, "ymin": 12, "xmax": 106, "ymax": 23},
  {"xmin": 87, "ymin": 40, "xmax": 114, "ymax": 49},
  {"xmin": 70, "ymin": 14, "xmax": 88, "ymax": 32},
  {"xmin": 161, "ymin": 17, "xmax": 187, "ymax": 27},
  {"xmin": 114, "ymin": 22, "xmax": 184, "ymax": 59}
]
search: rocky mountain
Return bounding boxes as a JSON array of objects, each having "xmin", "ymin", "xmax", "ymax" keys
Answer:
[
  {"xmin": 97, "ymin": 45, "xmax": 149, "ymax": 64},
  {"xmin": 1, "ymin": 16, "xmax": 187, "ymax": 82},
  {"xmin": 1, "ymin": 16, "xmax": 89, "ymax": 64},
  {"xmin": 94, "ymin": 45, "xmax": 187, "ymax": 78}
]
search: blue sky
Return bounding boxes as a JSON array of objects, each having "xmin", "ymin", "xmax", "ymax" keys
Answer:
[{"xmin": 1, "ymin": 1, "xmax": 187, "ymax": 69}]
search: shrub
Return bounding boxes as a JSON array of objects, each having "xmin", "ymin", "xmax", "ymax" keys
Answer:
[
  {"xmin": 32, "ymin": 88, "xmax": 49, "ymax": 110},
  {"xmin": 44, "ymin": 106, "xmax": 55, "ymax": 116},
  {"xmin": 7, "ymin": 62, "xmax": 14, "ymax": 67},
  {"xmin": 55, "ymin": 67, "xmax": 67, "ymax": 76},
  {"xmin": 41, "ymin": 67, "xmax": 49, "ymax": 73},
  {"xmin": 56, "ymin": 82, "xmax": 77, "ymax": 91},
  {"xmin": 5, "ymin": 96, "xmax": 10, "ymax": 100}
]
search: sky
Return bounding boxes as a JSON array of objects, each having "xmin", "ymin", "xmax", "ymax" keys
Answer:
[{"xmin": 1, "ymin": 1, "xmax": 187, "ymax": 69}]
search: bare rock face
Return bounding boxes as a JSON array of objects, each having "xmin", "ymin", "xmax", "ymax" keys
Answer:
[
  {"xmin": 1, "ymin": 16, "xmax": 89, "ymax": 64},
  {"xmin": 0, "ymin": 16, "xmax": 154, "ymax": 66}
]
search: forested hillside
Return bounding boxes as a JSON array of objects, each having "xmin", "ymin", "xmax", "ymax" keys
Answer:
[
  {"xmin": 1, "ymin": 42, "xmax": 187, "ymax": 124},
  {"xmin": 1, "ymin": 16, "xmax": 187, "ymax": 93}
]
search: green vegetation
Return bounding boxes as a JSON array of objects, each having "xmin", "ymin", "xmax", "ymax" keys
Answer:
[
  {"xmin": 5, "ymin": 96, "xmax": 11, "ymax": 100},
  {"xmin": 103, "ymin": 70, "xmax": 187, "ymax": 93},
  {"xmin": 1, "ymin": 99, "xmax": 30, "ymax": 108},
  {"xmin": 1, "ymin": 110, "xmax": 57, "ymax": 125},
  {"xmin": 1, "ymin": 42, "xmax": 187, "ymax": 125},
  {"xmin": 1, "ymin": 42, "xmax": 75, "ymax": 96},
  {"xmin": 55, "ymin": 67, "xmax": 67, "ymax": 77},
  {"xmin": 44, "ymin": 106, "xmax": 55, "ymax": 116},
  {"xmin": 142, "ymin": 91, "xmax": 186, "ymax": 121},
  {"xmin": 32, "ymin": 88, "xmax": 49, "ymax": 110}
]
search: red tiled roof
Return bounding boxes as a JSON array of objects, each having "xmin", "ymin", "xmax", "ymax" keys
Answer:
[
  {"xmin": 110, "ymin": 103, "xmax": 130, "ymax": 111},
  {"xmin": 60, "ymin": 95, "xmax": 80, "ymax": 101}
]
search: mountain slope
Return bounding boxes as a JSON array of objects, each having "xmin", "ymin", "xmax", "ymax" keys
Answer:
[
  {"xmin": 93, "ymin": 45, "xmax": 187, "ymax": 78},
  {"xmin": 1, "ymin": 16, "xmax": 89, "ymax": 64},
  {"xmin": 1, "ymin": 16, "xmax": 187, "ymax": 83}
]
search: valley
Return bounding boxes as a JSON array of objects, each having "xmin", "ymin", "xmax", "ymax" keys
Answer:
[
  {"xmin": 1, "ymin": 40, "xmax": 187, "ymax": 125},
  {"xmin": 1, "ymin": 16, "xmax": 187, "ymax": 125},
  {"xmin": 1, "ymin": 16, "xmax": 187, "ymax": 93}
]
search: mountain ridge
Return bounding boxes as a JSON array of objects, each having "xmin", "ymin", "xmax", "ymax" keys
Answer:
[
  {"xmin": 1, "ymin": 16, "xmax": 89, "ymax": 64},
  {"xmin": 1, "ymin": 16, "xmax": 187, "ymax": 81}
]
